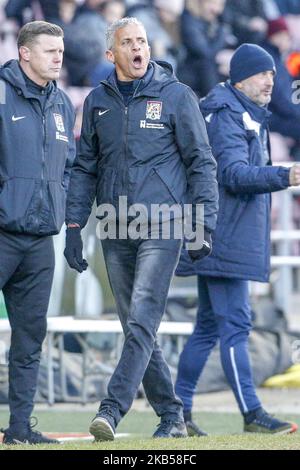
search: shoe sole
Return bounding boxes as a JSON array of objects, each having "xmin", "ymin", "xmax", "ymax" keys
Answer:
[
  {"xmin": 187, "ymin": 430, "xmax": 208, "ymax": 437},
  {"xmin": 3, "ymin": 438, "xmax": 59, "ymax": 445},
  {"xmin": 153, "ymin": 431, "xmax": 188, "ymax": 439},
  {"xmin": 172, "ymin": 432, "xmax": 188, "ymax": 438},
  {"xmin": 245, "ymin": 423, "xmax": 298, "ymax": 435},
  {"xmin": 89, "ymin": 418, "xmax": 115, "ymax": 442}
]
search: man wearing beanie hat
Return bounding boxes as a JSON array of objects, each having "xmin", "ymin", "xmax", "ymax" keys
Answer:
[
  {"xmin": 175, "ymin": 43, "xmax": 300, "ymax": 436},
  {"xmin": 230, "ymin": 43, "xmax": 276, "ymax": 86}
]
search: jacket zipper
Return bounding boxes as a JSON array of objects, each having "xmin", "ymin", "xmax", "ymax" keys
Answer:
[
  {"xmin": 101, "ymin": 82, "xmax": 131, "ymax": 203},
  {"xmin": 122, "ymin": 82, "xmax": 142, "ymax": 204},
  {"xmin": 123, "ymin": 106, "xmax": 129, "ymax": 201},
  {"xmin": 101, "ymin": 81, "xmax": 142, "ymax": 205},
  {"xmin": 35, "ymin": 114, "xmax": 46, "ymax": 229}
]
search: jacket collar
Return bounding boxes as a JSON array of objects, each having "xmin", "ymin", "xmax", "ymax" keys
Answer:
[
  {"xmin": 102, "ymin": 60, "xmax": 177, "ymax": 98},
  {"xmin": 227, "ymin": 82, "xmax": 271, "ymax": 124},
  {"xmin": 201, "ymin": 80, "xmax": 271, "ymax": 125},
  {"xmin": 0, "ymin": 60, "xmax": 62, "ymax": 107}
]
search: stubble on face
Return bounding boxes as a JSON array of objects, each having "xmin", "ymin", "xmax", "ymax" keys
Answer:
[{"xmin": 236, "ymin": 71, "xmax": 274, "ymax": 107}]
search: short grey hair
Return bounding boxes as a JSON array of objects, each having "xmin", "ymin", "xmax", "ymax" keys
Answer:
[{"xmin": 106, "ymin": 17, "xmax": 146, "ymax": 51}]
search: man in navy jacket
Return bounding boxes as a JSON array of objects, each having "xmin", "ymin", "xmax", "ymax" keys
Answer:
[
  {"xmin": 176, "ymin": 44, "xmax": 300, "ymax": 436},
  {"xmin": 64, "ymin": 17, "xmax": 218, "ymax": 441},
  {"xmin": 0, "ymin": 21, "xmax": 75, "ymax": 444}
]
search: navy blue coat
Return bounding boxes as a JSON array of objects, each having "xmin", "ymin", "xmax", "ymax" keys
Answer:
[
  {"xmin": 66, "ymin": 61, "xmax": 218, "ymax": 232},
  {"xmin": 176, "ymin": 82, "xmax": 290, "ymax": 282},
  {"xmin": 0, "ymin": 60, "xmax": 76, "ymax": 235}
]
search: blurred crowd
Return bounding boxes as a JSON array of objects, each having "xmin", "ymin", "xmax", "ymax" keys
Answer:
[{"xmin": 1, "ymin": 0, "xmax": 300, "ymax": 156}]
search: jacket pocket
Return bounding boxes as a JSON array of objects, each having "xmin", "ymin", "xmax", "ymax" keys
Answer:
[
  {"xmin": 48, "ymin": 181, "xmax": 67, "ymax": 233},
  {"xmin": 219, "ymin": 199, "xmax": 248, "ymax": 244},
  {"xmin": 0, "ymin": 177, "xmax": 36, "ymax": 231},
  {"xmin": 96, "ymin": 167, "xmax": 116, "ymax": 205},
  {"xmin": 0, "ymin": 175, "xmax": 5, "ymax": 194},
  {"xmin": 153, "ymin": 168, "xmax": 180, "ymax": 204}
]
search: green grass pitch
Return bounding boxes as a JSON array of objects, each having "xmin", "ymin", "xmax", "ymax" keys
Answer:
[{"xmin": 0, "ymin": 410, "xmax": 299, "ymax": 450}]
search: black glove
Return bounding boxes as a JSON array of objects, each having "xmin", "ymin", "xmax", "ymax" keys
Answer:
[
  {"xmin": 188, "ymin": 229, "xmax": 212, "ymax": 262},
  {"xmin": 64, "ymin": 227, "xmax": 88, "ymax": 273}
]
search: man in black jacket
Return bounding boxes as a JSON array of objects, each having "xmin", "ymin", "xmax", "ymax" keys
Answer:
[
  {"xmin": 0, "ymin": 21, "xmax": 75, "ymax": 445},
  {"xmin": 64, "ymin": 17, "xmax": 218, "ymax": 440}
]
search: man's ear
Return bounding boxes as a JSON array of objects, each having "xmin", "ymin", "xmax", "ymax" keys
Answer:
[
  {"xmin": 235, "ymin": 82, "xmax": 243, "ymax": 90},
  {"xmin": 106, "ymin": 49, "xmax": 115, "ymax": 64},
  {"xmin": 19, "ymin": 46, "xmax": 30, "ymax": 62}
]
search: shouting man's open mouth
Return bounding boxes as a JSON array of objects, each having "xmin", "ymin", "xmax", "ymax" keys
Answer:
[{"xmin": 132, "ymin": 54, "xmax": 143, "ymax": 69}]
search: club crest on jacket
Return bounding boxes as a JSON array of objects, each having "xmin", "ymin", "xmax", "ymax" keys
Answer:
[{"xmin": 146, "ymin": 101, "xmax": 162, "ymax": 120}]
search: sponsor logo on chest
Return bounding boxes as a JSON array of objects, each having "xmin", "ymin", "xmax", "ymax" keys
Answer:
[
  {"xmin": 53, "ymin": 113, "xmax": 65, "ymax": 132},
  {"xmin": 53, "ymin": 113, "xmax": 69, "ymax": 142}
]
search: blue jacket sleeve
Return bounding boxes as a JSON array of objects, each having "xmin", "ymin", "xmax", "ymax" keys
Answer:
[
  {"xmin": 65, "ymin": 94, "xmax": 98, "ymax": 228},
  {"xmin": 62, "ymin": 130, "xmax": 76, "ymax": 193},
  {"xmin": 208, "ymin": 109, "xmax": 291, "ymax": 194},
  {"xmin": 62, "ymin": 104, "xmax": 76, "ymax": 192},
  {"xmin": 175, "ymin": 86, "xmax": 219, "ymax": 232}
]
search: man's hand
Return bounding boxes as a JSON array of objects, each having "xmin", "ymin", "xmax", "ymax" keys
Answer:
[
  {"xmin": 64, "ymin": 226, "xmax": 88, "ymax": 273},
  {"xmin": 188, "ymin": 230, "xmax": 212, "ymax": 262},
  {"xmin": 289, "ymin": 164, "xmax": 300, "ymax": 186}
]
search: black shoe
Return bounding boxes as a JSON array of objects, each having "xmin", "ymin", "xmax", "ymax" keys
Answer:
[
  {"xmin": 1, "ymin": 417, "xmax": 59, "ymax": 445},
  {"xmin": 89, "ymin": 410, "xmax": 116, "ymax": 442},
  {"xmin": 153, "ymin": 420, "xmax": 187, "ymax": 438},
  {"xmin": 244, "ymin": 408, "xmax": 298, "ymax": 434},
  {"xmin": 185, "ymin": 420, "xmax": 208, "ymax": 437}
]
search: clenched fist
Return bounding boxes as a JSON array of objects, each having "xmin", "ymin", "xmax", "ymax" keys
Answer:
[{"xmin": 289, "ymin": 164, "xmax": 300, "ymax": 186}]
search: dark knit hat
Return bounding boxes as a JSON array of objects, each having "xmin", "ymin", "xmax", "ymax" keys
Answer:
[{"xmin": 230, "ymin": 43, "xmax": 276, "ymax": 84}]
